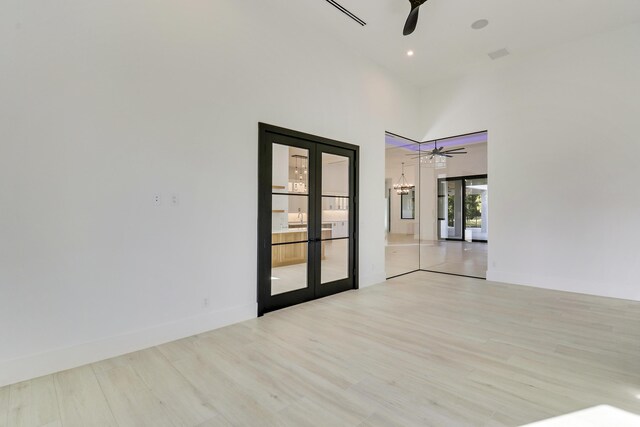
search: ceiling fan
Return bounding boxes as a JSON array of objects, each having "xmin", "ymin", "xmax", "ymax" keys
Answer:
[
  {"xmin": 403, "ymin": 0, "xmax": 429, "ymax": 36},
  {"xmin": 406, "ymin": 141, "xmax": 467, "ymax": 159}
]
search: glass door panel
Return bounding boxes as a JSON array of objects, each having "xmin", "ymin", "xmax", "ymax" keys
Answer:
[
  {"xmin": 437, "ymin": 180, "xmax": 448, "ymax": 239},
  {"xmin": 438, "ymin": 179, "xmax": 464, "ymax": 240},
  {"xmin": 271, "ymin": 243, "xmax": 308, "ymax": 295},
  {"xmin": 321, "ymin": 239, "xmax": 349, "ymax": 284},
  {"xmin": 321, "ymin": 197, "xmax": 349, "ymax": 237},
  {"xmin": 321, "ymin": 153, "xmax": 349, "ymax": 196},
  {"xmin": 270, "ymin": 143, "xmax": 311, "ymax": 296},
  {"xmin": 464, "ymin": 177, "xmax": 488, "ymax": 241},
  {"xmin": 319, "ymin": 151, "xmax": 352, "ymax": 287},
  {"xmin": 272, "ymin": 194, "xmax": 308, "ymax": 231},
  {"xmin": 273, "ymin": 143, "xmax": 309, "ymax": 194}
]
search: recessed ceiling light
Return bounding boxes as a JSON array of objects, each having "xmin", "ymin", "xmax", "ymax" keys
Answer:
[
  {"xmin": 407, "ymin": 50, "xmax": 414, "ymax": 57},
  {"xmin": 471, "ymin": 19, "xmax": 489, "ymax": 30}
]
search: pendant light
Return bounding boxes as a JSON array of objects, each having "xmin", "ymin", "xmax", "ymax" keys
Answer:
[
  {"xmin": 291, "ymin": 154, "xmax": 308, "ymax": 193},
  {"xmin": 393, "ymin": 162, "xmax": 413, "ymax": 195}
]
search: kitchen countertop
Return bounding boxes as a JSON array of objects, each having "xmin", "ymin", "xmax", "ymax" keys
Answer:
[
  {"xmin": 288, "ymin": 223, "xmax": 336, "ymax": 226},
  {"xmin": 272, "ymin": 228, "xmax": 332, "ymax": 234}
]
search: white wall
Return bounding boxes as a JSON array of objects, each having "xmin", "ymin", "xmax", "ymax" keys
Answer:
[
  {"xmin": 0, "ymin": 0, "xmax": 422, "ymax": 386},
  {"xmin": 419, "ymin": 23, "xmax": 640, "ymax": 301}
]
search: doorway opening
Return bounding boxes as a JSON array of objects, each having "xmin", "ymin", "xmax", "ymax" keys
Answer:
[
  {"xmin": 438, "ymin": 175, "xmax": 488, "ymax": 242},
  {"xmin": 385, "ymin": 130, "xmax": 488, "ymax": 280},
  {"xmin": 258, "ymin": 124, "xmax": 359, "ymax": 315}
]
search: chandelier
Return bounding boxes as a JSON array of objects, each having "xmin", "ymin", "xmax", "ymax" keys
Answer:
[
  {"xmin": 292, "ymin": 154, "xmax": 307, "ymax": 181},
  {"xmin": 420, "ymin": 154, "xmax": 446, "ymax": 169},
  {"xmin": 393, "ymin": 162, "xmax": 414, "ymax": 195},
  {"xmin": 291, "ymin": 154, "xmax": 308, "ymax": 193}
]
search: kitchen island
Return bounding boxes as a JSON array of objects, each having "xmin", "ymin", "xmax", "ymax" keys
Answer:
[{"xmin": 272, "ymin": 228, "xmax": 332, "ymax": 267}]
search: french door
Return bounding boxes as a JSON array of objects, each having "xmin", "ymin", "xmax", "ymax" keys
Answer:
[
  {"xmin": 437, "ymin": 174, "xmax": 488, "ymax": 243},
  {"xmin": 257, "ymin": 124, "xmax": 359, "ymax": 315}
]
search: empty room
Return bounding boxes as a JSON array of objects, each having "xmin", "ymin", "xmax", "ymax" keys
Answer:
[{"xmin": 2, "ymin": 0, "xmax": 640, "ymax": 426}]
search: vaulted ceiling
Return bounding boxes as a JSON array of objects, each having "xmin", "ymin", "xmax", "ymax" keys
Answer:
[{"xmin": 282, "ymin": 0, "xmax": 640, "ymax": 86}]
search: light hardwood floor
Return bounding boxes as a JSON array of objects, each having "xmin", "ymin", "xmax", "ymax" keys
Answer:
[{"xmin": 2, "ymin": 271, "xmax": 640, "ymax": 426}]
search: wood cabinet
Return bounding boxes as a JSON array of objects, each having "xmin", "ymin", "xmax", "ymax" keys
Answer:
[{"xmin": 271, "ymin": 229, "xmax": 332, "ymax": 267}]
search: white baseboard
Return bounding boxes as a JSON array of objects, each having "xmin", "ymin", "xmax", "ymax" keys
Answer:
[
  {"xmin": 0, "ymin": 303, "xmax": 257, "ymax": 387},
  {"xmin": 360, "ymin": 272, "xmax": 387, "ymax": 288},
  {"xmin": 487, "ymin": 269, "xmax": 640, "ymax": 302}
]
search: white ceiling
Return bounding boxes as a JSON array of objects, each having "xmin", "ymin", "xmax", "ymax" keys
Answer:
[{"xmin": 283, "ymin": 0, "xmax": 640, "ymax": 86}]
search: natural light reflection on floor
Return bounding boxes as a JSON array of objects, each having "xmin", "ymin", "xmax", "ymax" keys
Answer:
[
  {"xmin": 385, "ymin": 233, "xmax": 488, "ymax": 279},
  {"xmin": 521, "ymin": 405, "xmax": 640, "ymax": 426}
]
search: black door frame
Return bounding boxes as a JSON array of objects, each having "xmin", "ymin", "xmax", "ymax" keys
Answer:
[
  {"xmin": 257, "ymin": 123, "xmax": 359, "ymax": 316},
  {"xmin": 437, "ymin": 174, "xmax": 488, "ymax": 243}
]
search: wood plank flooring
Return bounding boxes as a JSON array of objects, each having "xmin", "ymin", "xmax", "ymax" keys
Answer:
[{"xmin": 1, "ymin": 271, "xmax": 639, "ymax": 426}]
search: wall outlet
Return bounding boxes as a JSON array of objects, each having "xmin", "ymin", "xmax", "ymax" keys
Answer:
[
  {"xmin": 170, "ymin": 194, "xmax": 179, "ymax": 206},
  {"xmin": 203, "ymin": 298, "xmax": 209, "ymax": 308},
  {"xmin": 153, "ymin": 194, "xmax": 161, "ymax": 206}
]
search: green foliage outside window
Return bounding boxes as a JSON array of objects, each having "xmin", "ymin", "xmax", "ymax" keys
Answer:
[
  {"xmin": 448, "ymin": 195, "xmax": 455, "ymax": 227},
  {"xmin": 465, "ymin": 194, "xmax": 482, "ymax": 227},
  {"xmin": 448, "ymin": 192, "xmax": 483, "ymax": 228}
]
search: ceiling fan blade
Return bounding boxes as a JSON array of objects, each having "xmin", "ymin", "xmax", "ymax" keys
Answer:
[
  {"xmin": 403, "ymin": 5, "xmax": 420, "ymax": 36},
  {"xmin": 442, "ymin": 154, "xmax": 453, "ymax": 158},
  {"xmin": 442, "ymin": 147, "xmax": 466, "ymax": 153},
  {"xmin": 448, "ymin": 152, "xmax": 467, "ymax": 155}
]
